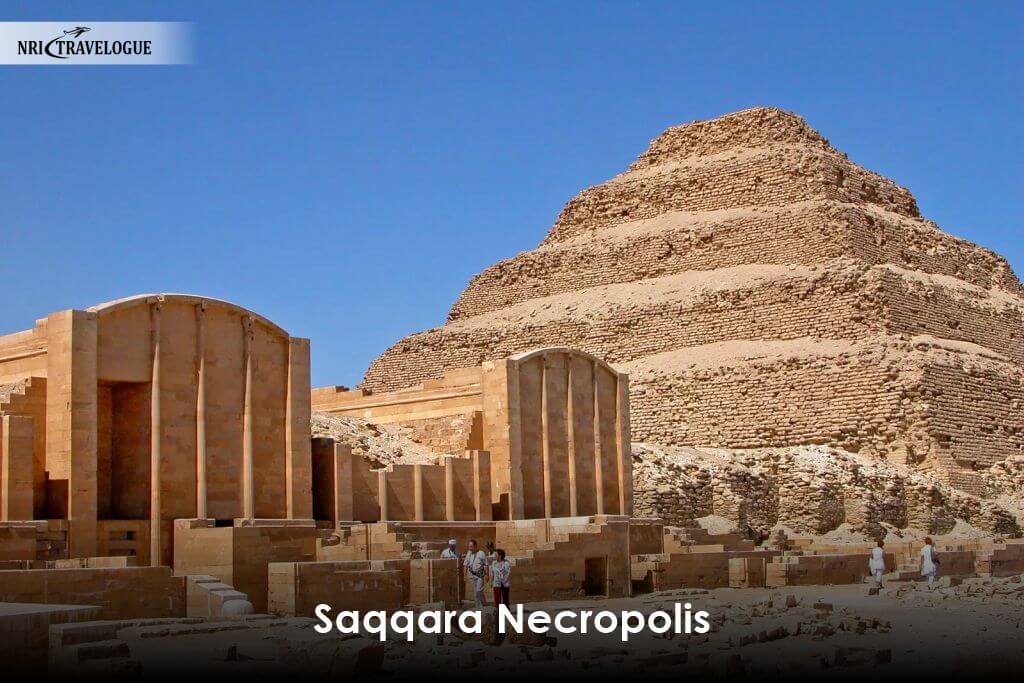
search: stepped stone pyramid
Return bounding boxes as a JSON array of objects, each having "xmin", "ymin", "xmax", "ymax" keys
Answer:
[{"xmin": 363, "ymin": 107, "xmax": 1024, "ymax": 495}]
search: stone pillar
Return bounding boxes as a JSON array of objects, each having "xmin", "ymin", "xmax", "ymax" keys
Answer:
[
  {"xmin": 335, "ymin": 442, "xmax": 353, "ymax": 522},
  {"xmin": 377, "ymin": 470, "xmax": 389, "ymax": 521},
  {"xmin": 194, "ymin": 302, "xmax": 207, "ymax": 520},
  {"xmin": 540, "ymin": 355, "xmax": 552, "ymax": 519},
  {"xmin": 149, "ymin": 301, "xmax": 162, "ymax": 566},
  {"xmin": 241, "ymin": 316, "xmax": 255, "ymax": 520},
  {"xmin": 285, "ymin": 338, "xmax": 312, "ymax": 519},
  {"xmin": 615, "ymin": 373, "xmax": 632, "ymax": 516},
  {"xmin": 46, "ymin": 310, "xmax": 98, "ymax": 557},
  {"xmin": 592, "ymin": 360, "xmax": 604, "ymax": 515},
  {"xmin": 413, "ymin": 464, "xmax": 425, "ymax": 521},
  {"xmin": 566, "ymin": 358, "xmax": 577, "ymax": 516},
  {"xmin": 471, "ymin": 450, "xmax": 491, "ymax": 521},
  {"xmin": 444, "ymin": 458, "xmax": 456, "ymax": 522},
  {"xmin": 1, "ymin": 415, "xmax": 34, "ymax": 520}
]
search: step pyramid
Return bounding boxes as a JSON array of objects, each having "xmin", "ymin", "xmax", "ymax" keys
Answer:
[{"xmin": 362, "ymin": 107, "xmax": 1024, "ymax": 495}]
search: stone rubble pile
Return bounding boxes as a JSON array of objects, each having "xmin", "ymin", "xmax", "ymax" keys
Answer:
[
  {"xmin": 633, "ymin": 442, "xmax": 1020, "ymax": 538},
  {"xmin": 311, "ymin": 412, "xmax": 443, "ymax": 468},
  {"xmin": 982, "ymin": 457, "xmax": 1024, "ymax": 516}
]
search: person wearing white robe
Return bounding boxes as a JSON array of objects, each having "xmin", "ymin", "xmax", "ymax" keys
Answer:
[
  {"xmin": 919, "ymin": 536, "xmax": 938, "ymax": 588},
  {"xmin": 869, "ymin": 539, "xmax": 886, "ymax": 588}
]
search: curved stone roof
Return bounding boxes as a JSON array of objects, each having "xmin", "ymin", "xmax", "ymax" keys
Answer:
[{"xmin": 87, "ymin": 293, "xmax": 288, "ymax": 336}]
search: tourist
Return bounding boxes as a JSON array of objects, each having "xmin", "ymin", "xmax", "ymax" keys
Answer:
[
  {"xmin": 490, "ymin": 549, "xmax": 512, "ymax": 607},
  {"xmin": 919, "ymin": 536, "xmax": 939, "ymax": 588},
  {"xmin": 441, "ymin": 538, "xmax": 459, "ymax": 561},
  {"xmin": 869, "ymin": 539, "xmax": 886, "ymax": 588},
  {"xmin": 464, "ymin": 539, "xmax": 488, "ymax": 607},
  {"xmin": 485, "ymin": 541, "xmax": 496, "ymax": 565}
]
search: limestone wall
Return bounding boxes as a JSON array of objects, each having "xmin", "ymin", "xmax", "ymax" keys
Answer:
[
  {"xmin": 366, "ymin": 261, "xmax": 1024, "ymax": 399},
  {"xmin": 268, "ymin": 557, "xmax": 460, "ymax": 616},
  {"xmin": 172, "ymin": 520, "xmax": 319, "ymax": 613},
  {"xmin": 0, "ymin": 322, "xmax": 48, "ymax": 384},
  {"xmin": 0, "ymin": 294, "xmax": 313, "ymax": 562},
  {"xmin": 502, "ymin": 516, "xmax": 632, "ymax": 602},
  {"xmin": 0, "ymin": 566, "xmax": 185, "ymax": 618},
  {"xmin": 1, "ymin": 415, "xmax": 34, "ymax": 521},
  {"xmin": 0, "ymin": 378, "xmax": 47, "ymax": 518},
  {"xmin": 310, "ymin": 438, "xmax": 491, "ymax": 523},
  {"xmin": 319, "ymin": 348, "xmax": 630, "ymax": 521},
  {"xmin": 450, "ymin": 202, "xmax": 1021, "ymax": 322}
]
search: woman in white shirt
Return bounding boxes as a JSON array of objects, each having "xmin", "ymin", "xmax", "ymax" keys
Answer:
[
  {"xmin": 869, "ymin": 539, "xmax": 886, "ymax": 588},
  {"xmin": 490, "ymin": 549, "xmax": 512, "ymax": 607},
  {"xmin": 919, "ymin": 536, "xmax": 939, "ymax": 588}
]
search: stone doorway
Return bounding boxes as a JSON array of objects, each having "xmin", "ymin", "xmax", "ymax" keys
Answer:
[{"xmin": 583, "ymin": 556, "xmax": 608, "ymax": 596}]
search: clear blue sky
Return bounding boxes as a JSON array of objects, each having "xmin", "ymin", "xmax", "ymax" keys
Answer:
[{"xmin": 2, "ymin": 1, "xmax": 1021, "ymax": 386}]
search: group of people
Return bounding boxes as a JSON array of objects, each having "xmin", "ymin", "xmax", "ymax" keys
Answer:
[
  {"xmin": 441, "ymin": 538, "xmax": 512, "ymax": 608},
  {"xmin": 869, "ymin": 536, "xmax": 941, "ymax": 589}
]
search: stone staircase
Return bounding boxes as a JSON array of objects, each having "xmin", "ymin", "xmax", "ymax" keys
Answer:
[
  {"xmin": 506, "ymin": 516, "xmax": 632, "ymax": 601},
  {"xmin": 510, "ymin": 519, "xmax": 607, "ymax": 565},
  {"xmin": 0, "ymin": 377, "xmax": 45, "ymax": 413},
  {"xmin": 663, "ymin": 525, "xmax": 755, "ymax": 554}
]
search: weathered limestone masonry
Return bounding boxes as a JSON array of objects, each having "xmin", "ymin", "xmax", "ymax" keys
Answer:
[
  {"xmin": 267, "ymin": 558, "xmax": 461, "ymax": 616},
  {"xmin": 362, "ymin": 107, "xmax": 1024, "ymax": 494},
  {"xmin": 631, "ymin": 443, "xmax": 1018, "ymax": 538},
  {"xmin": 310, "ymin": 438, "xmax": 492, "ymax": 523},
  {"xmin": 315, "ymin": 348, "xmax": 632, "ymax": 520},
  {"xmin": 311, "ymin": 516, "xmax": 633, "ymax": 604},
  {"xmin": 0, "ymin": 566, "xmax": 185, "ymax": 619},
  {"xmin": 0, "ymin": 294, "xmax": 313, "ymax": 565}
]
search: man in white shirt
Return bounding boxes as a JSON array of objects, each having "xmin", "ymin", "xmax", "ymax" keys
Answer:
[{"xmin": 463, "ymin": 539, "xmax": 488, "ymax": 607}]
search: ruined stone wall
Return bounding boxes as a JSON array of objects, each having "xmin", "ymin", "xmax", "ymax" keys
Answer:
[
  {"xmin": 920, "ymin": 362, "xmax": 1024, "ymax": 476},
  {"xmin": 628, "ymin": 106, "xmax": 833, "ymax": 166},
  {"xmin": 366, "ymin": 261, "xmax": 1024, "ymax": 395},
  {"xmin": 543, "ymin": 145, "xmax": 918, "ymax": 245},
  {"xmin": 627, "ymin": 341, "xmax": 912, "ymax": 457},
  {"xmin": 878, "ymin": 268, "xmax": 1024, "ymax": 365},
  {"xmin": 383, "ymin": 414, "xmax": 479, "ymax": 455},
  {"xmin": 451, "ymin": 203, "xmax": 1019, "ymax": 322},
  {"xmin": 631, "ymin": 443, "xmax": 1019, "ymax": 538}
]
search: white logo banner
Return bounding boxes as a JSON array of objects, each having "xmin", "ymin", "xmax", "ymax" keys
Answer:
[{"xmin": 0, "ymin": 22, "xmax": 191, "ymax": 65}]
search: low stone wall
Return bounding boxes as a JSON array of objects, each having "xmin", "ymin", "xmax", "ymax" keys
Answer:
[
  {"xmin": 635, "ymin": 550, "xmax": 781, "ymax": 591},
  {"xmin": 0, "ymin": 566, "xmax": 185, "ymax": 618},
  {"xmin": 766, "ymin": 552, "xmax": 894, "ymax": 587},
  {"xmin": 979, "ymin": 541, "xmax": 1024, "ymax": 576},
  {"xmin": 173, "ymin": 519, "xmax": 318, "ymax": 613},
  {"xmin": 268, "ymin": 558, "xmax": 460, "ymax": 617},
  {"xmin": 0, "ymin": 603, "xmax": 101, "ymax": 675},
  {"xmin": 508, "ymin": 516, "xmax": 632, "ymax": 602}
]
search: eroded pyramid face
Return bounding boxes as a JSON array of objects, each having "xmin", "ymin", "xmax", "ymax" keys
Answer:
[{"xmin": 361, "ymin": 107, "xmax": 1024, "ymax": 495}]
